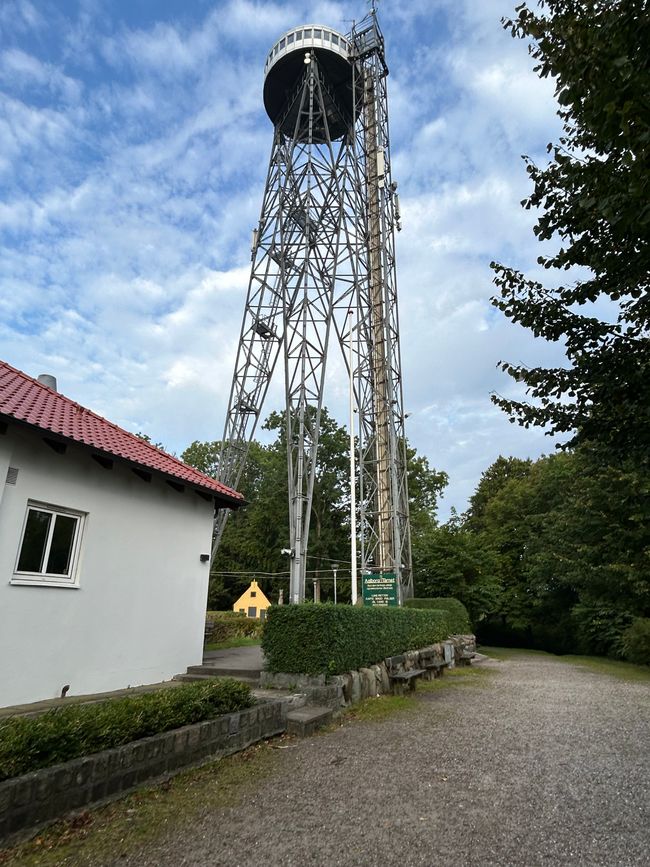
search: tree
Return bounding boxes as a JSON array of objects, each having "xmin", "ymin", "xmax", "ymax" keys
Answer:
[
  {"xmin": 491, "ymin": 0, "xmax": 650, "ymax": 465},
  {"xmin": 263, "ymin": 408, "xmax": 351, "ymax": 602},
  {"xmin": 413, "ymin": 518, "xmax": 502, "ymax": 625},
  {"xmin": 407, "ymin": 447, "xmax": 448, "ymax": 536},
  {"xmin": 463, "ymin": 449, "xmax": 650, "ymax": 656},
  {"xmin": 183, "ymin": 412, "xmax": 448, "ymax": 609},
  {"xmin": 463, "ymin": 456, "xmax": 532, "ymax": 531},
  {"xmin": 180, "ymin": 440, "xmax": 220, "ymax": 477}
]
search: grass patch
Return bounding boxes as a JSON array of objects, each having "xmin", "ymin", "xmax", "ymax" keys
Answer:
[
  {"xmin": 561, "ymin": 654, "xmax": 650, "ymax": 683},
  {"xmin": 479, "ymin": 646, "xmax": 650, "ymax": 682},
  {"xmin": 418, "ymin": 665, "xmax": 494, "ymax": 693},
  {"xmin": 342, "ymin": 693, "xmax": 418, "ymax": 722},
  {"xmin": 204, "ymin": 636, "xmax": 262, "ymax": 651},
  {"xmin": 0, "ymin": 741, "xmax": 280, "ymax": 867},
  {"xmin": 479, "ymin": 646, "xmax": 551, "ymax": 661}
]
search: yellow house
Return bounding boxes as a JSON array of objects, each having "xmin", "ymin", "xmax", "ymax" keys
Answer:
[{"xmin": 233, "ymin": 580, "xmax": 271, "ymax": 620}]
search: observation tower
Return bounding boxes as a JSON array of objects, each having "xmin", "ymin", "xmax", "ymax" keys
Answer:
[{"xmin": 213, "ymin": 12, "xmax": 412, "ymax": 604}]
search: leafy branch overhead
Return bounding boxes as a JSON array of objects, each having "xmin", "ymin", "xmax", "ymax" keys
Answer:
[{"xmin": 491, "ymin": 0, "xmax": 650, "ymax": 463}]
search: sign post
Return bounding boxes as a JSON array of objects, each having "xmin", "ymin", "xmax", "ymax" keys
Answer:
[{"xmin": 362, "ymin": 572, "xmax": 399, "ymax": 607}]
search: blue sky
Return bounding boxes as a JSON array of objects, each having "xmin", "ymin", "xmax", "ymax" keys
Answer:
[{"xmin": 0, "ymin": 0, "xmax": 568, "ymax": 518}]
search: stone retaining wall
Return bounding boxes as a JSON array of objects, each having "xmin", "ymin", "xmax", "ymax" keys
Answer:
[
  {"xmin": 0, "ymin": 700, "xmax": 285, "ymax": 846},
  {"xmin": 260, "ymin": 635, "xmax": 477, "ymax": 706}
]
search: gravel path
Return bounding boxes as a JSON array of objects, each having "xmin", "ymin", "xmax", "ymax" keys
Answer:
[{"xmin": 120, "ymin": 653, "xmax": 649, "ymax": 867}]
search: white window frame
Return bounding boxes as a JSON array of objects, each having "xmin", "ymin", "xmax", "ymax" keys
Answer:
[{"xmin": 12, "ymin": 501, "xmax": 86, "ymax": 588}]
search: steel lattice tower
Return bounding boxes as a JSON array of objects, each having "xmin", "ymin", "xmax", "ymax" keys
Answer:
[{"xmin": 213, "ymin": 12, "xmax": 412, "ymax": 604}]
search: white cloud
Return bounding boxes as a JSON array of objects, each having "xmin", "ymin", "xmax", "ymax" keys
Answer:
[{"xmin": 0, "ymin": 0, "xmax": 570, "ymax": 519}]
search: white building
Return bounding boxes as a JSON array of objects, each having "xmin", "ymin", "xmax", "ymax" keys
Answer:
[{"xmin": 0, "ymin": 361, "xmax": 243, "ymax": 709}]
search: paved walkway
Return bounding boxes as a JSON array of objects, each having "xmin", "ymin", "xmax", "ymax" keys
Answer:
[
  {"xmin": 202, "ymin": 645, "xmax": 265, "ymax": 677},
  {"xmin": 116, "ymin": 652, "xmax": 650, "ymax": 867}
]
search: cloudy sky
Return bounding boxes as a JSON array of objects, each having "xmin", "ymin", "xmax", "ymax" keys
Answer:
[{"xmin": 0, "ymin": 0, "xmax": 568, "ymax": 518}]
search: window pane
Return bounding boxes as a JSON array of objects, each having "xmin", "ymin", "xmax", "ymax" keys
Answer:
[
  {"xmin": 287, "ymin": 33, "xmax": 294, "ymax": 44},
  {"xmin": 46, "ymin": 514, "xmax": 77, "ymax": 575},
  {"xmin": 295, "ymin": 30, "xmax": 302, "ymax": 40},
  {"xmin": 17, "ymin": 510, "xmax": 51, "ymax": 572},
  {"xmin": 331, "ymin": 34, "xmax": 339, "ymax": 46},
  {"xmin": 314, "ymin": 28, "xmax": 322, "ymax": 38},
  {"xmin": 304, "ymin": 28, "xmax": 312, "ymax": 38}
]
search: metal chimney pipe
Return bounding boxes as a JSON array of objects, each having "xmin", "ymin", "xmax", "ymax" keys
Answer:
[{"xmin": 37, "ymin": 374, "xmax": 57, "ymax": 391}]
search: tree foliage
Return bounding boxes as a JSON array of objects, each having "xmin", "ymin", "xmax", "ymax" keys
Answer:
[
  {"xmin": 491, "ymin": 0, "xmax": 650, "ymax": 464},
  {"xmin": 182, "ymin": 410, "xmax": 448, "ymax": 610},
  {"xmin": 461, "ymin": 450, "xmax": 650, "ymax": 657}
]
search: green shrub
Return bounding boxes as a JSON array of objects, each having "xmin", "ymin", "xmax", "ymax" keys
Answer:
[
  {"xmin": 0, "ymin": 679, "xmax": 253, "ymax": 781},
  {"xmin": 571, "ymin": 603, "xmax": 633, "ymax": 658},
  {"xmin": 404, "ymin": 597, "xmax": 472, "ymax": 633},
  {"xmin": 205, "ymin": 611, "xmax": 264, "ymax": 643},
  {"xmin": 261, "ymin": 604, "xmax": 452, "ymax": 675},
  {"xmin": 622, "ymin": 618, "xmax": 650, "ymax": 665}
]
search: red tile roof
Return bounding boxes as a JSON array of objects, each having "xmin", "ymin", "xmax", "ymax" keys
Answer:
[{"xmin": 0, "ymin": 360, "xmax": 243, "ymax": 506}]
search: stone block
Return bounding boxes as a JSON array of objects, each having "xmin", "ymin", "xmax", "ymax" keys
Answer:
[
  {"xmin": 67, "ymin": 784, "xmax": 91, "ymax": 811},
  {"xmin": 91, "ymin": 780, "xmax": 108, "ymax": 802},
  {"xmin": 359, "ymin": 668, "xmax": 375, "ymax": 698},
  {"xmin": 11, "ymin": 775, "xmax": 35, "ymax": 808},
  {"xmin": 198, "ymin": 721, "xmax": 213, "ymax": 743},
  {"xmin": 145, "ymin": 739, "xmax": 162, "ymax": 760},
  {"xmin": 0, "ymin": 783, "xmax": 13, "ymax": 814},
  {"xmin": 120, "ymin": 770, "xmax": 137, "ymax": 791},
  {"xmin": 350, "ymin": 671, "xmax": 361, "ymax": 704},
  {"xmin": 8, "ymin": 810, "xmax": 30, "ymax": 836},
  {"xmin": 378, "ymin": 663, "xmax": 390, "ymax": 694},
  {"xmin": 34, "ymin": 773, "xmax": 53, "ymax": 802},
  {"xmin": 92, "ymin": 754, "xmax": 109, "ymax": 781},
  {"xmin": 106, "ymin": 774, "xmax": 124, "ymax": 797},
  {"xmin": 74, "ymin": 758, "xmax": 94, "ymax": 788},
  {"xmin": 53, "ymin": 766, "xmax": 73, "ymax": 793},
  {"xmin": 340, "ymin": 673, "xmax": 352, "ymax": 704},
  {"xmin": 286, "ymin": 705, "xmax": 333, "ymax": 737},
  {"xmin": 174, "ymin": 731, "xmax": 189, "ymax": 753},
  {"xmin": 228, "ymin": 713, "xmax": 240, "ymax": 736}
]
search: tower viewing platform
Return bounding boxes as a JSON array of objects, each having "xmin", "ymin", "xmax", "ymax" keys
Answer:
[{"xmin": 263, "ymin": 24, "xmax": 354, "ymax": 140}]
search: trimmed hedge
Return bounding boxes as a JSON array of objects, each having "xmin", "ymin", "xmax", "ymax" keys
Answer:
[
  {"xmin": 0, "ymin": 679, "xmax": 253, "ymax": 781},
  {"xmin": 404, "ymin": 597, "xmax": 472, "ymax": 633},
  {"xmin": 205, "ymin": 611, "xmax": 264, "ymax": 643},
  {"xmin": 261, "ymin": 604, "xmax": 452, "ymax": 675}
]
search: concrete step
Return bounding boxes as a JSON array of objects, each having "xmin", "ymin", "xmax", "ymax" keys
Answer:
[
  {"xmin": 189, "ymin": 664, "xmax": 262, "ymax": 680},
  {"xmin": 174, "ymin": 673, "xmax": 260, "ymax": 686},
  {"xmin": 286, "ymin": 705, "xmax": 334, "ymax": 737}
]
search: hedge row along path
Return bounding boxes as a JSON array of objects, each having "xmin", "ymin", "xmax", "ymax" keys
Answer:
[{"xmin": 7, "ymin": 651, "xmax": 650, "ymax": 866}]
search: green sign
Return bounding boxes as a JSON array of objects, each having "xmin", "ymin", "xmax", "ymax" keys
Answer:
[{"xmin": 362, "ymin": 572, "xmax": 399, "ymax": 607}]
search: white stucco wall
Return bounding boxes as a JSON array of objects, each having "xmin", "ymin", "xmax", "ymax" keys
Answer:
[{"xmin": 0, "ymin": 426, "xmax": 216, "ymax": 708}]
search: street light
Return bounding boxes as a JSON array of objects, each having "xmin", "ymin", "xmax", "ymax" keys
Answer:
[{"xmin": 332, "ymin": 563, "xmax": 338, "ymax": 605}]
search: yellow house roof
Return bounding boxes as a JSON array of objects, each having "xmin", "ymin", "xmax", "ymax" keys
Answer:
[{"xmin": 233, "ymin": 579, "xmax": 271, "ymax": 611}]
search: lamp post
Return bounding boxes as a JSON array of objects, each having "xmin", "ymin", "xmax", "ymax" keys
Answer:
[{"xmin": 332, "ymin": 563, "xmax": 338, "ymax": 605}]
